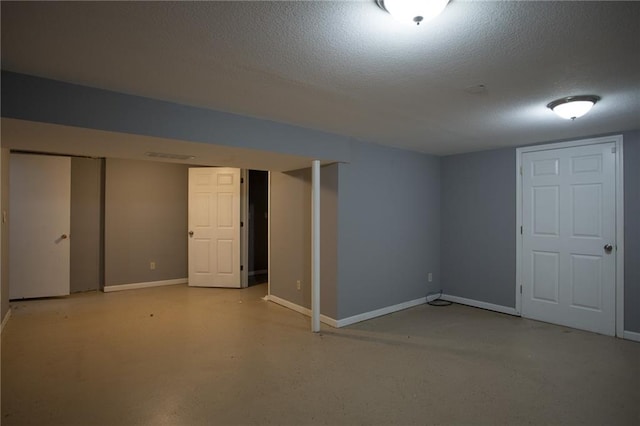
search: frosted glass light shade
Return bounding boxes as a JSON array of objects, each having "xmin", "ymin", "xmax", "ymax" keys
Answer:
[
  {"xmin": 547, "ymin": 95, "xmax": 600, "ymax": 120},
  {"xmin": 377, "ymin": 0, "xmax": 450, "ymax": 25}
]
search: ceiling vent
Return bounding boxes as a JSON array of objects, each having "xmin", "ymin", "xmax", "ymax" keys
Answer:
[{"xmin": 145, "ymin": 152, "xmax": 195, "ymax": 160}]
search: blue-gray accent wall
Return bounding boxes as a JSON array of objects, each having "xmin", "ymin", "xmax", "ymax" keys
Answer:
[
  {"xmin": 1, "ymin": 71, "xmax": 351, "ymax": 164},
  {"xmin": 440, "ymin": 148, "xmax": 516, "ymax": 308},
  {"xmin": 337, "ymin": 141, "xmax": 441, "ymax": 319}
]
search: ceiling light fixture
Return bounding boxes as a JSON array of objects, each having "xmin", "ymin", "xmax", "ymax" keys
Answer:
[
  {"xmin": 547, "ymin": 95, "xmax": 601, "ymax": 120},
  {"xmin": 376, "ymin": 0, "xmax": 450, "ymax": 26}
]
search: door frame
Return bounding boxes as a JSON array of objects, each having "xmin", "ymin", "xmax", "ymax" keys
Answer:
[
  {"xmin": 267, "ymin": 171, "xmax": 271, "ymax": 298},
  {"xmin": 241, "ymin": 169, "xmax": 249, "ymax": 288},
  {"xmin": 515, "ymin": 135, "xmax": 624, "ymax": 338},
  {"xmin": 240, "ymin": 169, "xmax": 270, "ymax": 289}
]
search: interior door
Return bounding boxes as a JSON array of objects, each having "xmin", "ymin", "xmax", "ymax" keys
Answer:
[
  {"xmin": 9, "ymin": 153, "xmax": 71, "ymax": 299},
  {"xmin": 188, "ymin": 167, "xmax": 241, "ymax": 288},
  {"xmin": 521, "ymin": 143, "xmax": 616, "ymax": 335}
]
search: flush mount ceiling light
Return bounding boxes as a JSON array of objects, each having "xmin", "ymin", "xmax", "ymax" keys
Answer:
[
  {"xmin": 376, "ymin": 0, "xmax": 450, "ymax": 26},
  {"xmin": 547, "ymin": 95, "xmax": 601, "ymax": 120}
]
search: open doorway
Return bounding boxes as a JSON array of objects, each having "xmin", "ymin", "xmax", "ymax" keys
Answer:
[{"xmin": 248, "ymin": 170, "xmax": 268, "ymax": 286}]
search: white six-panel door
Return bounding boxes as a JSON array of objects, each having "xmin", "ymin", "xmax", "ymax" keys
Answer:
[
  {"xmin": 522, "ymin": 143, "xmax": 616, "ymax": 335},
  {"xmin": 9, "ymin": 153, "xmax": 71, "ymax": 299},
  {"xmin": 188, "ymin": 167, "xmax": 241, "ymax": 288}
]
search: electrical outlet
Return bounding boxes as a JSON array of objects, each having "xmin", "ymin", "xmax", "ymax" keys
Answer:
[
  {"xmin": 296, "ymin": 280, "xmax": 301, "ymax": 290},
  {"xmin": 150, "ymin": 261, "xmax": 156, "ymax": 270},
  {"xmin": 428, "ymin": 272, "xmax": 433, "ymax": 282}
]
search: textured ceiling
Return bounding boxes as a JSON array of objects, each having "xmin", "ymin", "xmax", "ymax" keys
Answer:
[{"xmin": 2, "ymin": 1, "xmax": 639, "ymax": 156}]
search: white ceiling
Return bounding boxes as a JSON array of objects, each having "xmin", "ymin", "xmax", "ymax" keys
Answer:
[{"xmin": 2, "ymin": 1, "xmax": 639, "ymax": 156}]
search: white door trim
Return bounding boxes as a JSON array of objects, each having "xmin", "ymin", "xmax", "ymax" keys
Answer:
[
  {"xmin": 240, "ymin": 169, "xmax": 249, "ymax": 288},
  {"xmin": 515, "ymin": 135, "xmax": 624, "ymax": 338},
  {"xmin": 267, "ymin": 171, "xmax": 271, "ymax": 298}
]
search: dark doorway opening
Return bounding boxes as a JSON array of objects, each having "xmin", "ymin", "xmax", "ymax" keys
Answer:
[{"xmin": 248, "ymin": 170, "xmax": 268, "ymax": 286}]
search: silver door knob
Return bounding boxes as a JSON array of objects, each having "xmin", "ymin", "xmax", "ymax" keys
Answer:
[
  {"xmin": 188, "ymin": 231, "xmax": 194, "ymax": 237},
  {"xmin": 604, "ymin": 244, "xmax": 613, "ymax": 254}
]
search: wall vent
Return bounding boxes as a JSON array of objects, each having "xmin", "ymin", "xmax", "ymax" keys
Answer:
[{"xmin": 145, "ymin": 152, "xmax": 195, "ymax": 160}]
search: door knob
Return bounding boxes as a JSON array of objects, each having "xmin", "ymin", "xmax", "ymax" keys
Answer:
[
  {"xmin": 604, "ymin": 244, "xmax": 613, "ymax": 254},
  {"xmin": 61, "ymin": 234, "xmax": 68, "ymax": 240},
  {"xmin": 188, "ymin": 231, "xmax": 194, "ymax": 237}
]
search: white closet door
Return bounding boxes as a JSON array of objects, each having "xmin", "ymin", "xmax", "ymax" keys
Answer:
[
  {"xmin": 522, "ymin": 143, "xmax": 616, "ymax": 335},
  {"xmin": 10, "ymin": 153, "xmax": 71, "ymax": 299}
]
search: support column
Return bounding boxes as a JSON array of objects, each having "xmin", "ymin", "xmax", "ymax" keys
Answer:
[{"xmin": 311, "ymin": 160, "xmax": 320, "ymax": 332}]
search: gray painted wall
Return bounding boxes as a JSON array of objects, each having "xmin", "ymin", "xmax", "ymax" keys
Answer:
[
  {"xmin": 70, "ymin": 157, "xmax": 103, "ymax": 293},
  {"xmin": 270, "ymin": 164, "xmax": 338, "ymax": 319},
  {"xmin": 440, "ymin": 148, "xmax": 516, "ymax": 308},
  {"xmin": 623, "ymin": 130, "xmax": 640, "ymax": 333},
  {"xmin": 337, "ymin": 141, "xmax": 441, "ymax": 319},
  {"xmin": 440, "ymin": 130, "xmax": 640, "ymax": 333},
  {"xmin": 104, "ymin": 159, "xmax": 189, "ymax": 286},
  {"xmin": 2, "ymin": 70, "xmax": 636, "ymax": 333},
  {"xmin": 1, "ymin": 71, "xmax": 351, "ymax": 164},
  {"xmin": 1, "ymin": 149, "xmax": 9, "ymax": 322}
]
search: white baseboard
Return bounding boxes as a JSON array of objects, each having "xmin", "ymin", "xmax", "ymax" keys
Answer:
[
  {"xmin": 103, "ymin": 278, "xmax": 187, "ymax": 293},
  {"xmin": 623, "ymin": 330, "xmax": 640, "ymax": 343},
  {"xmin": 249, "ymin": 269, "xmax": 268, "ymax": 277},
  {"xmin": 440, "ymin": 294, "xmax": 519, "ymax": 316},
  {"xmin": 336, "ymin": 297, "xmax": 427, "ymax": 328},
  {"xmin": 265, "ymin": 294, "xmax": 338, "ymax": 328},
  {"xmin": 267, "ymin": 295, "xmax": 431, "ymax": 328},
  {"xmin": 1, "ymin": 308, "xmax": 12, "ymax": 333}
]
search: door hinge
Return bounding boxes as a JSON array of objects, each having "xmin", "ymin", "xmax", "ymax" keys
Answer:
[
  {"xmin": 519, "ymin": 166, "xmax": 523, "ymax": 176},
  {"xmin": 520, "ymin": 285, "xmax": 522, "ymax": 294},
  {"xmin": 241, "ymin": 265, "xmax": 244, "ymax": 271},
  {"xmin": 611, "ymin": 147, "xmax": 616, "ymax": 154},
  {"xmin": 241, "ymin": 177, "xmax": 244, "ymax": 184},
  {"xmin": 241, "ymin": 221, "xmax": 244, "ymax": 227},
  {"xmin": 520, "ymin": 226, "xmax": 523, "ymax": 234}
]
